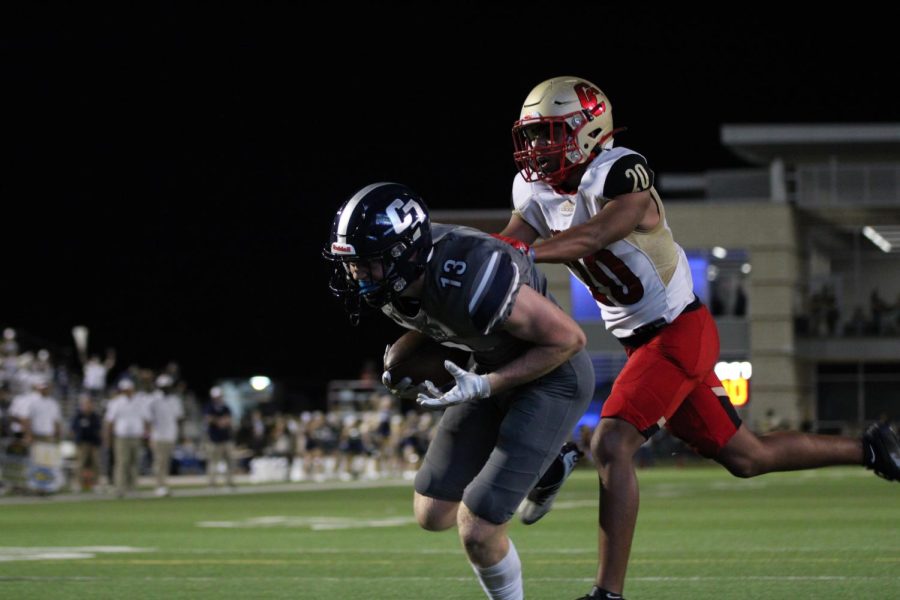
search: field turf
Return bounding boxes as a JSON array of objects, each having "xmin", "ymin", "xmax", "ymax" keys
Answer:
[{"xmin": 0, "ymin": 466, "xmax": 896, "ymax": 599}]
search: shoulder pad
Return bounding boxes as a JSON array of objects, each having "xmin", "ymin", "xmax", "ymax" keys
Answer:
[{"xmin": 603, "ymin": 153, "xmax": 654, "ymax": 198}]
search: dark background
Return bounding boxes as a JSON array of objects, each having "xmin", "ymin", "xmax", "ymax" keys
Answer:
[{"xmin": 3, "ymin": 7, "xmax": 896, "ymax": 403}]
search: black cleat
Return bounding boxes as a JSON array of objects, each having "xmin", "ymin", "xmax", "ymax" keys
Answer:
[
  {"xmin": 575, "ymin": 587, "xmax": 625, "ymax": 599},
  {"xmin": 520, "ymin": 442, "xmax": 583, "ymax": 525},
  {"xmin": 863, "ymin": 423, "xmax": 900, "ymax": 482}
]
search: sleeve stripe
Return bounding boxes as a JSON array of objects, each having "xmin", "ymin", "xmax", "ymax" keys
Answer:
[
  {"xmin": 486, "ymin": 263, "xmax": 520, "ymax": 334},
  {"xmin": 468, "ymin": 251, "xmax": 500, "ymax": 314}
]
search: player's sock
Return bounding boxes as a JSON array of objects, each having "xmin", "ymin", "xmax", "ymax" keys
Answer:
[{"xmin": 471, "ymin": 538, "xmax": 523, "ymax": 600}]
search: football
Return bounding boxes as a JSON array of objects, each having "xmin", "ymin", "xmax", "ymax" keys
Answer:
[{"xmin": 384, "ymin": 330, "xmax": 471, "ymax": 388}]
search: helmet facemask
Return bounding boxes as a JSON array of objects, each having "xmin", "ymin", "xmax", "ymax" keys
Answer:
[
  {"xmin": 328, "ymin": 239, "xmax": 423, "ymax": 310},
  {"xmin": 513, "ymin": 114, "xmax": 590, "ymax": 186}
]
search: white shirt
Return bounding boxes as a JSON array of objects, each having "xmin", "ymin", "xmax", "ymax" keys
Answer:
[
  {"xmin": 8, "ymin": 392, "xmax": 37, "ymax": 433},
  {"xmin": 104, "ymin": 394, "xmax": 150, "ymax": 438},
  {"xmin": 24, "ymin": 395, "xmax": 62, "ymax": 437},
  {"xmin": 146, "ymin": 391, "xmax": 184, "ymax": 442},
  {"xmin": 83, "ymin": 361, "xmax": 108, "ymax": 391},
  {"xmin": 512, "ymin": 146, "xmax": 695, "ymax": 337}
]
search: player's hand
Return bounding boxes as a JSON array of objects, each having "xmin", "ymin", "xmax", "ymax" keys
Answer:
[
  {"xmin": 381, "ymin": 370, "xmax": 434, "ymax": 400},
  {"xmin": 382, "ymin": 343, "xmax": 430, "ymax": 399},
  {"xmin": 490, "ymin": 233, "xmax": 535, "ymax": 260},
  {"xmin": 417, "ymin": 360, "xmax": 491, "ymax": 409}
]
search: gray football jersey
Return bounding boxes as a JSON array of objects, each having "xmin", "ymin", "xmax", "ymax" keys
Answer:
[{"xmin": 382, "ymin": 223, "xmax": 556, "ymax": 370}]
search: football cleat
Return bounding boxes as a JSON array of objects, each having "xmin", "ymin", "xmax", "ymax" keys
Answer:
[
  {"xmin": 575, "ymin": 587, "xmax": 625, "ymax": 599},
  {"xmin": 863, "ymin": 423, "xmax": 900, "ymax": 481},
  {"xmin": 520, "ymin": 442, "xmax": 583, "ymax": 525}
]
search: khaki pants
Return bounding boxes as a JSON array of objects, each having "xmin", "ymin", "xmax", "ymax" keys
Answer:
[
  {"xmin": 76, "ymin": 443, "xmax": 102, "ymax": 490},
  {"xmin": 207, "ymin": 441, "xmax": 234, "ymax": 486},
  {"xmin": 114, "ymin": 437, "xmax": 143, "ymax": 496},
  {"xmin": 152, "ymin": 440, "xmax": 175, "ymax": 488}
]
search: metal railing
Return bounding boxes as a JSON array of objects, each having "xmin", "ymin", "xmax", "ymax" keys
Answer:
[{"xmin": 796, "ymin": 164, "xmax": 900, "ymax": 206}]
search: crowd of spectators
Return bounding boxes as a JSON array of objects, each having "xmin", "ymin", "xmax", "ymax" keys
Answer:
[
  {"xmin": 0, "ymin": 326, "xmax": 442, "ymax": 496},
  {"xmin": 797, "ymin": 286, "xmax": 900, "ymax": 337}
]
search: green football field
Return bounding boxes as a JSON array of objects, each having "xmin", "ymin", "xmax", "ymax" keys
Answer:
[{"xmin": 0, "ymin": 466, "xmax": 896, "ymax": 599}]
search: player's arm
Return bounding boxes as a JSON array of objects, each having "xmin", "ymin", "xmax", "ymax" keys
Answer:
[
  {"xmin": 533, "ymin": 190, "xmax": 652, "ymax": 263},
  {"xmin": 533, "ymin": 153, "xmax": 659, "ymax": 263},
  {"xmin": 417, "ymin": 285, "xmax": 585, "ymax": 408},
  {"xmin": 485, "ymin": 285, "xmax": 586, "ymax": 395},
  {"xmin": 498, "ymin": 214, "xmax": 541, "ymax": 245}
]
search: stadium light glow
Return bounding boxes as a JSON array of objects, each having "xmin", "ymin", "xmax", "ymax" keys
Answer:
[
  {"xmin": 862, "ymin": 225, "xmax": 895, "ymax": 253},
  {"xmin": 250, "ymin": 376, "xmax": 271, "ymax": 391},
  {"xmin": 711, "ymin": 246, "xmax": 728, "ymax": 259}
]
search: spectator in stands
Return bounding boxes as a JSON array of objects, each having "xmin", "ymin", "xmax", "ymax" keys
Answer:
[
  {"xmin": 71, "ymin": 394, "xmax": 103, "ymax": 492},
  {"xmin": 19, "ymin": 381, "xmax": 63, "ymax": 494},
  {"xmin": 204, "ymin": 386, "xmax": 235, "ymax": 489},
  {"xmin": 81, "ymin": 349, "xmax": 116, "ymax": 400},
  {"xmin": 870, "ymin": 288, "xmax": 889, "ymax": 334},
  {"xmin": 104, "ymin": 379, "xmax": 150, "ymax": 498},
  {"xmin": 845, "ymin": 305, "xmax": 869, "ymax": 336},
  {"xmin": 20, "ymin": 381, "xmax": 61, "ymax": 446},
  {"xmin": 245, "ymin": 409, "xmax": 268, "ymax": 458},
  {"xmin": 147, "ymin": 374, "xmax": 184, "ymax": 497},
  {"xmin": 822, "ymin": 285, "xmax": 840, "ymax": 336}
]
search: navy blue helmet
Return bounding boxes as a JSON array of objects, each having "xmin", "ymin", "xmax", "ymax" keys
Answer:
[{"xmin": 323, "ymin": 182, "xmax": 432, "ymax": 323}]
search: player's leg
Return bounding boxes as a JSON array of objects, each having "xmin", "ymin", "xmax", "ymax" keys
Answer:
[
  {"xmin": 520, "ymin": 354, "xmax": 596, "ymax": 525},
  {"xmin": 413, "ymin": 397, "xmax": 503, "ymax": 531},
  {"xmin": 589, "ymin": 417, "xmax": 645, "ymax": 597},
  {"xmin": 713, "ymin": 398, "xmax": 898, "ymax": 480},
  {"xmin": 667, "ymin": 368, "xmax": 864, "ymax": 477},
  {"xmin": 588, "ymin": 307, "xmax": 719, "ymax": 597},
  {"xmin": 412, "ymin": 400, "xmax": 507, "ymax": 596},
  {"xmin": 457, "ymin": 503, "xmax": 522, "ymax": 600},
  {"xmin": 718, "ymin": 423, "xmax": 862, "ymax": 477},
  {"xmin": 462, "ymin": 351, "xmax": 594, "ymax": 600},
  {"xmin": 413, "ymin": 492, "xmax": 458, "ymax": 530},
  {"xmin": 519, "ymin": 441, "xmax": 584, "ymax": 525},
  {"xmin": 592, "ymin": 364, "xmax": 698, "ymax": 595}
]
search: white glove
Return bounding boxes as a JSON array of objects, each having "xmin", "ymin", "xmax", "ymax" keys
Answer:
[{"xmin": 417, "ymin": 360, "xmax": 491, "ymax": 409}]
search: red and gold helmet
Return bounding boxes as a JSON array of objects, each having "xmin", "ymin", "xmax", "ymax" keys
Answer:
[{"xmin": 512, "ymin": 76, "xmax": 616, "ymax": 186}]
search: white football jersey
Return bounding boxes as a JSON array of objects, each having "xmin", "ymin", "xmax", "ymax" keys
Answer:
[{"xmin": 512, "ymin": 146, "xmax": 695, "ymax": 338}]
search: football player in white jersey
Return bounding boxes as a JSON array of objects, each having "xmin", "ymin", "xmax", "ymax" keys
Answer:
[{"xmin": 497, "ymin": 76, "xmax": 900, "ymax": 600}]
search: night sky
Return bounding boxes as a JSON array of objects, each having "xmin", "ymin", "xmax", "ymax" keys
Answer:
[{"xmin": 3, "ymin": 7, "xmax": 896, "ymax": 404}]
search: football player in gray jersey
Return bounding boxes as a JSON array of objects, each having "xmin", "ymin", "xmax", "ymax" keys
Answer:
[{"xmin": 325, "ymin": 182, "xmax": 594, "ymax": 600}]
